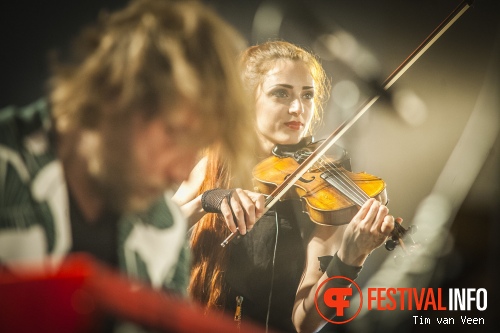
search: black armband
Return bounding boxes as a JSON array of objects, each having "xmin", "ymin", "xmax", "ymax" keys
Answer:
[
  {"xmin": 319, "ymin": 252, "xmax": 362, "ymax": 281},
  {"xmin": 201, "ymin": 188, "xmax": 233, "ymax": 213}
]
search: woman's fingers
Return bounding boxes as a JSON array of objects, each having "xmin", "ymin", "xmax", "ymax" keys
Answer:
[
  {"xmin": 233, "ymin": 189, "xmax": 254, "ymax": 234},
  {"xmin": 380, "ymin": 214, "xmax": 395, "ymax": 235},
  {"xmin": 219, "ymin": 189, "xmax": 266, "ymax": 235},
  {"xmin": 355, "ymin": 198, "xmax": 377, "ymax": 221},
  {"xmin": 244, "ymin": 190, "xmax": 266, "ymax": 219},
  {"xmin": 354, "ymin": 198, "xmax": 381, "ymax": 229},
  {"xmin": 350, "ymin": 198, "xmax": 396, "ymax": 246},
  {"xmin": 220, "ymin": 197, "xmax": 237, "ymax": 233}
]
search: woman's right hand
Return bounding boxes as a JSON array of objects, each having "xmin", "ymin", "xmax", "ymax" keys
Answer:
[{"xmin": 219, "ymin": 189, "xmax": 266, "ymax": 235}]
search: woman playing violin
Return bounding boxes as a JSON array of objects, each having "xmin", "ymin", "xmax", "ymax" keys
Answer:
[{"xmin": 173, "ymin": 40, "xmax": 396, "ymax": 332}]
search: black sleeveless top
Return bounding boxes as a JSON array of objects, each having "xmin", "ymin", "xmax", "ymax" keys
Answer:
[
  {"xmin": 223, "ymin": 140, "xmax": 351, "ymax": 332},
  {"xmin": 224, "ymin": 200, "xmax": 309, "ymax": 332}
]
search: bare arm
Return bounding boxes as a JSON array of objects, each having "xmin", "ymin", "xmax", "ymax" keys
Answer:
[
  {"xmin": 292, "ymin": 199, "xmax": 395, "ymax": 332},
  {"xmin": 171, "ymin": 157, "xmax": 208, "ymax": 228},
  {"xmin": 172, "ymin": 157, "xmax": 266, "ymax": 232},
  {"xmin": 292, "ymin": 223, "xmax": 346, "ymax": 333}
]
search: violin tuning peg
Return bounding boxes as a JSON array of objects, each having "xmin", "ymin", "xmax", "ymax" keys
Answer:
[{"xmin": 385, "ymin": 239, "xmax": 398, "ymax": 251}]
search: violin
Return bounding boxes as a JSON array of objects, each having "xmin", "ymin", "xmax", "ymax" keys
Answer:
[
  {"xmin": 251, "ymin": 139, "xmax": 412, "ymax": 252},
  {"xmin": 220, "ymin": 0, "xmax": 472, "ymax": 250},
  {"xmin": 253, "ymin": 140, "xmax": 387, "ymax": 226}
]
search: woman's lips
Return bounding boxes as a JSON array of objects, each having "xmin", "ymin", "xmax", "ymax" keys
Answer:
[{"xmin": 284, "ymin": 121, "xmax": 303, "ymax": 130}]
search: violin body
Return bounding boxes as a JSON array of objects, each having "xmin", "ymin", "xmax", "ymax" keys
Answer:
[{"xmin": 253, "ymin": 154, "xmax": 387, "ymax": 226}]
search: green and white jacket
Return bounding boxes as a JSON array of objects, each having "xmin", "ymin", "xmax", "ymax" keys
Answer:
[{"xmin": 0, "ymin": 99, "xmax": 189, "ymax": 294}]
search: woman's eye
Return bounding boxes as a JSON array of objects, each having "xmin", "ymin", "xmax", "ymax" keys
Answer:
[
  {"xmin": 271, "ymin": 89, "xmax": 288, "ymax": 98},
  {"xmin": 303, "ymin": 91, "xmax": 314, "ymax": 100}
]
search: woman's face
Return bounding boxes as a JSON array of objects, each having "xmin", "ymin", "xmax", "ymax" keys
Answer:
[{"xmin": 255, "ymin": 59, "xmax": 315, "ymax": 154}]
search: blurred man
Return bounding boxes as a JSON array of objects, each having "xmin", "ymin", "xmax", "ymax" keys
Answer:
[{"xmin": 0, "ymin": 0, "xmax": 255, "ymax": 296}]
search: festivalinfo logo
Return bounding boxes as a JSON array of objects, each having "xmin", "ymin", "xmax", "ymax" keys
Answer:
[{"xmin": 314, "ymin": 277, "xmax": 488, "ymax": 325}]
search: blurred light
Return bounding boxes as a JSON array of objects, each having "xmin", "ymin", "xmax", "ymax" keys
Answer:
[
  {"xmin": 331, "ymin": 80, "xmax": 360, "ymax": 109},
  {"xmin": 314, "ymin": 32, "xmax": 381, "ymax": 79},
  {"xmin": 252, "ymin": 2, "xmax": 283, "ymax": 41},
  {"xmin": 320, "ymin": 31, "xmax": 358, "ymax": 60},
  {"xmin": 393, "ymin": 88, "xmax": 428, "ymax": 127},
  {"xmin": 411, "ymin": 193, "xmax": 453, "ymax": 251}
]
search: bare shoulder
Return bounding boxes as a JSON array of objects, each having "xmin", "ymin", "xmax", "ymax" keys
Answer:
[{"xmin": 171, "ymin": 156, "xmax": 207, "ymax": 205}]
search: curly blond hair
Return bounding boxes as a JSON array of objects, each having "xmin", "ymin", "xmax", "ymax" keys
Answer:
[{"xmin": 50, "ymin": 0, "xmax": 256, "ymax": 186}]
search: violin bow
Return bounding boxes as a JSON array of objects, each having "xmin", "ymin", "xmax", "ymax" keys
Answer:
[{"xmin": 222, "ymin": 0, "xmax": 474, "ymax": 247}]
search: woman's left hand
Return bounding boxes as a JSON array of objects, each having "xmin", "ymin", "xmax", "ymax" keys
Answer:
[{"xmin": 337, "ymin": 198, "xmax": 396, "ymax": 266}]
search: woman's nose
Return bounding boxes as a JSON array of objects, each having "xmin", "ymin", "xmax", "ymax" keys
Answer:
[{"xmin": 289, "ymin": 98, "xmax": 304, "ymax": 115}]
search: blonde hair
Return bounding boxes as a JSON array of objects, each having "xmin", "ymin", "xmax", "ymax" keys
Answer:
[
  {"xmin": 50, "ymin": 0, "xmax": 256, "ymax": 187},
  {"xmin": 240, "ymin": 40, "xmax": 330, "ymax": 133}
]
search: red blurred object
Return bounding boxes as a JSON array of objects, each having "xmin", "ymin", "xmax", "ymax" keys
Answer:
[
  {"xmin": 0, "ymin": 255, "xmax": 272, "ymax": 333},
  {"xmin": 0, "ymin": 256, "xmax": 98, "ymax": 333}
]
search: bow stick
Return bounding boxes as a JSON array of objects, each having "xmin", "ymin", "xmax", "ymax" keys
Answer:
[{"xmin": 222, "ymin": 0, "xmax": 474, "ymax": 247}]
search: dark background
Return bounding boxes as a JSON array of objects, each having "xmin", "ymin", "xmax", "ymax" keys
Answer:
[{"xmin": 1, "ymin": 1, "xmax": 498, "ymax": 332}]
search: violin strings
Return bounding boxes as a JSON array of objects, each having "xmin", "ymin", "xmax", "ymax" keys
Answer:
[
  {"xmin": 316, "ymin": 156, "xmax": 369, "ymax": 205},
  {"xmin": 316, "ymin": 156, "xmax": 406, "ymax": 238},
  {"xmin": 298, "ymin": 152, "xmax": 406, "ymax": 239},
  {"xmin": 316, "ymin": 158, "xmax": 366, "ymax": 206},
  {"xmin": 318, "ymin": 157, "xmax": 367, "ymax": 197}
]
